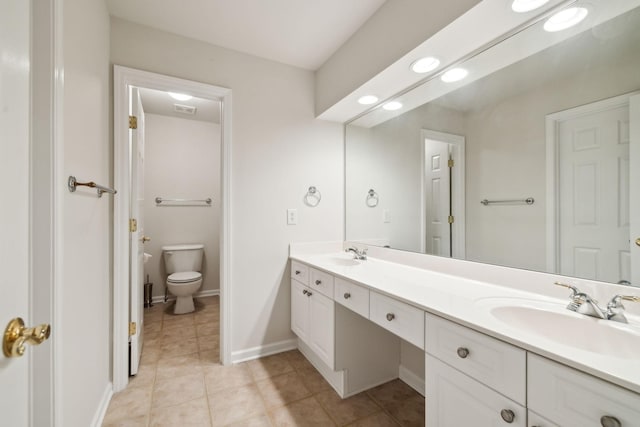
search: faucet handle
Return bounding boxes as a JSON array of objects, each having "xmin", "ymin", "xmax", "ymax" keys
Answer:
[
  {"xmin": 607, "ymin": 294, "xmax": 640, "ymax": 309},
  {"xmin": 554, "ymin": 282, "xmax": 581, "ymax": 297}
]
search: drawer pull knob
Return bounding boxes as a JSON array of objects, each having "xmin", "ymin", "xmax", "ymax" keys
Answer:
[
  {"xmin": 315, "ymin": 280, "xmax": 322, "ymax": 285},
  {"xmin": 601, "ymin": 416, "xmax": 622, "ymax": 427},
  {"xmin": 500, "ymin": 409, "xmax": 515, "ymax": 423},
  {"xmin": 295, "ymin": 270, "xmax": 301, "ymax": 275},
  {"xmin": 386, "ymin": 313, "xmax": 395, "ymax": 321},
  {"xmin": 456, "ymin": 347, "xmax": 470, "ymax": 358},
  {"xmin": 302, "ymin": 290, "xmax": 307, "ymax": 295},
  {"xmin": 344, "ymin": 293, "xmax": 351, "ymax": 299},
  {"xmin": 307, "ymin": 291, "xmax": 313, "ymax": 297}
]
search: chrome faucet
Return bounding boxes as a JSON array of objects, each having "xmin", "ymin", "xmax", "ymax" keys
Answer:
[
  {"xmin": 606, "ymin": 294, "xmax": 640, "ymax": 323},
  {"xmin": 345, "ymin": 247, "xmax": 367, "ymax": 260},
  {"xmin": 554, "ymin": 282, "xmax": 640, "ymax": 323}
]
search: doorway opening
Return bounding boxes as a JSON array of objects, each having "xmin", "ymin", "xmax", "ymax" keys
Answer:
[
  {"xmin": 421, "ymin": 129, "xmax": 466, "ymax": 259},
  {"xmin": 113, "ymin": 66, "xmax": 232, "ymax": 392}
]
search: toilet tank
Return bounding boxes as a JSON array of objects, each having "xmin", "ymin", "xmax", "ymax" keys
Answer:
[{"xmin": 162, "ymin": 244, "xmax": 204, "ymax": 274}]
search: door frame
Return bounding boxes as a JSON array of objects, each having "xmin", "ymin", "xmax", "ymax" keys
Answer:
[
  {"xmin": 30, "ymin": 0, "xmax": 64, "ymax": 425},
  {"xmin": 545, "ymin": 91, "xmax": 639, "ymax": 274},
  {"xmin": 113, "ymin": 66, "xmax": 233, "ymax": 391},
  {"xmin": 420, "ymin": 129, "xmax": 466, "ymax": 259}
]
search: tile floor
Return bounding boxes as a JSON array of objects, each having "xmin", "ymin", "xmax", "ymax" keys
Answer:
[{"xmin": 102, "ymin": 296, "xmax": 425, "ymax": 427}]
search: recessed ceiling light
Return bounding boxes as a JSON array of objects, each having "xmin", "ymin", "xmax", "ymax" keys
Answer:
[
  {"xmin": 168, "ymin": 92, "xmax": 193, "ymax": 101},
  {"xmin": 511, "ymin": 0, "xmax": 550, "ymax": 13},
  {"xmin": 382, "ymin": 101, "xmax": 403, "ymax": 111},
  {"xmin": 441, "ymin": 68, "xmax": 468, "ymax": 83},
  {"xmin": 358, "ymin": 95, "xmax": 379, "ymax": 105},
  {"xmin": 410, "ymin": 57, "xmax": 440, "ymax": 74},
  {"xmin": 543, "ymin": 7, "xmax": 588, "ymax": 32}
]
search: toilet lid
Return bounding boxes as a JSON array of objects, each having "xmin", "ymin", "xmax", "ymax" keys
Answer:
[{"xmin": 167, "ymin": 271, "xmax": 201, "ymax": 283}]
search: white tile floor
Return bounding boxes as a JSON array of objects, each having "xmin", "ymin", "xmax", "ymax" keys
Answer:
[{"xmin": 102, "ymin": 296, "xmax": 425, "ymax": 426}]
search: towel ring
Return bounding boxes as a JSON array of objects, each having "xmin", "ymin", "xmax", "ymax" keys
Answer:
[
  {"xmin": 366, "ymin": 189, "xmax": 379, "ymax": 207},
  {"xmin": 304, "ymin": 186, "xmax": 321, "ymax": 207}
]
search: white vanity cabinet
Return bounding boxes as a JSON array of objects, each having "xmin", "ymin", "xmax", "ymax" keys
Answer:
[
  {"xmin": 426, "ymin": 355, "xmax": 526, "ymax": 426},
  {"xmin": 291, "ymin": 262, "xmax": 335, "ymax": 368},
  {"xmin": 425, "ymin": 312, "xmax": 526, "ymax": 427},
  {"xmin": 528, "ymin": 354, "xmax": 640, "ymax": 427},
  {"xmin": 528, "ymin": 411, "xmax": 559, "ymax": 427}
]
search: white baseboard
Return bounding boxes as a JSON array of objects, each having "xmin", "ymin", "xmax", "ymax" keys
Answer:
[
  {"xmin": 399, "ymin": 364, "xmax": 425, "ymax": 397},
  {"xmin": 90, "ymin": 383, "xmax": 113, "ymax": 427},
  {"xmin": 230, "ymin": 338, "xmax": 297, "ymax": 364},
  {"xmin": 151, "ymin": 289, "xmax": 219, "ymax": 304}
]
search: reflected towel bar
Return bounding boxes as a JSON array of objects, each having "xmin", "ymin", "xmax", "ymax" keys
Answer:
[
  {"xmin": 68, "ymin": 176, "xmax": 117, "ymax": 197},
  {"xmin": 481, "ymin": 197, "xmax": 534, "ymax": 206},
  {"xmin": 155, "ymin": 197, "xmax": 212, "ymax": 206}
]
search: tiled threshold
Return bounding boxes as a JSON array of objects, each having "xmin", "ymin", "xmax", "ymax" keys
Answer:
[{"xmin": 102, "ymin": 296, "xmax": 425, "ymax": 427}]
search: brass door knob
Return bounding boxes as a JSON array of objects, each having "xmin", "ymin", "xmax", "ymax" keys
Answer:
[
  {"xmin": 142, "ymin": 236, "xmax": 151, "ymax": 243},
  {"xmin": 3, "ymin": 317, "xmax": 51, "ymax": 358},
  {"xmin": 636, "ymin": 238, "xmax": 640, "ymax": 247}
]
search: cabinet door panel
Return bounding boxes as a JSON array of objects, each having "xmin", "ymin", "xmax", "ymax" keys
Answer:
[
  {"xmin": 528, "ymin": 354, "xmax": 640, "ymax": 427},
  {"xmin": 426, "ymin": 355, "xmax": 526, "ymax": 427},
  {"xmin": 309, "ymin": 291, "xmax": 335, "ymax": 369},
  {"xmin": 528, "ymin": 410, "xmax": 559, "ymax": 427},
  {"xmin": 291, "ymin": 279, "xmax": 309, "ymax": 341}
]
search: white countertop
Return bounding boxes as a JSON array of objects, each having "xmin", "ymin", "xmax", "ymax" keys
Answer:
[{"xmin": 290, "ymin": 250, "xmax": 640, "ymax": 395}]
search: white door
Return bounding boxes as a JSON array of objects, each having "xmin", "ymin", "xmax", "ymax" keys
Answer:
[
  {"xmin": 558, "ymin": 104, "xmax": 630, "ymax": 283},
  {"xmin": 1, "ymin": 0, "xmax": 32, "ymax": 424},
  {"xmin": 630, "ymin": 94, "xmax": 640, "ymax": 287},
  {"xmin": 424, "ymin": 139, "xmax": 452, "ymax": 257},
  {"xmin": 129, "ymin": 88, "xmax": 146, "ymax": 375}
]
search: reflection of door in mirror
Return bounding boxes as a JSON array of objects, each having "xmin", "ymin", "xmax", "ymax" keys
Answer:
[
  {"xmin": 549, "ymin": 92, "xmax": 639, "ymax": 284},
  {"xmin": 424, "ymin": 139, "xmax": 452, "ymax": 257},
  {"xmin": 421, "ymin": 129, "xmax": 466, "ymax": 259}
]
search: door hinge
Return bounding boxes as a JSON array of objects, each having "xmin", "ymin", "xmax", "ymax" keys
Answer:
[
  {"xmin": 129, "ymin": 218, "xmax": 138, "ymax": 232},
  {"xmin": 448, "ymin": 159, "xmax": 454, "ymax": 168},
  {"xmin": 129, "ymin": 322, "xmax": 137, "ymax": 336},
  {"xmin": 448, "ymin": 215, "xmax": 455, "ymax": 224},
  {"xmin": 129, "ymin": 115, "xmax": 138, "ymax": 129}
]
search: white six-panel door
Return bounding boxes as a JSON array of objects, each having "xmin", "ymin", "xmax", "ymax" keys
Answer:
[
  {"xmin": 558, "ymin": 104, "xmax": 630, "ymax": 283},
  {"xmin": 424, "ymin": 139, "xmax": 452, "ymax": 257},
  {"xmin": 0, "ymin": 0, "xmax": 31, "ymax": 424}
]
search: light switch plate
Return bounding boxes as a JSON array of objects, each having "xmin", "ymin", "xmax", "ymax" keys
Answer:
[{"xmin": 287, "ymin": 208, "xmax": 298, "ymax": 225}]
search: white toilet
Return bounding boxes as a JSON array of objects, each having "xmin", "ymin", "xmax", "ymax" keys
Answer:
[{"xmin": 162, "ymin": 243, "xmax": 204, "ymax": 314}]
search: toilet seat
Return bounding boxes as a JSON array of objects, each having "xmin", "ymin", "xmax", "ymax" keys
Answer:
[{"xmin": 167, "ymin": 271, "xmax": 201, "ymax": 284}]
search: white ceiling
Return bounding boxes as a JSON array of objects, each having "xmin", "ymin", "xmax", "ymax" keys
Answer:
[
  {"xmin": 106, "ymin": 0, "xmax": 386, "ymax": 70},
  {"xmin": 139, "ymin": 87, "xmax": 221, "ymax": 123}
]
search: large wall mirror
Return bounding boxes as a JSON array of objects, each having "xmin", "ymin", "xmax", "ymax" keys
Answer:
[{"xmin": 346, "ymin": 0, "xmax": 640, "ymax": 286}]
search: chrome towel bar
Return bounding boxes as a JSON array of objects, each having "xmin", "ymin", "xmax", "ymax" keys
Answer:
[
  {"xmin": 480, "ymin": 197, "xmax": 534, "ymax": 206},
  {"xmin": 155, "ymin": 197, "xmax": 212, "ymax": 206},
  {"xmin": 68, "ymin": 176, "xmax": 117, "ymax": 197}
]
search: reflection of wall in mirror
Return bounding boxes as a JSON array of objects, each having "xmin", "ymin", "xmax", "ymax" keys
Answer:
[
  {"xmin": 346, "ymin": 103, "xmax": 466, "ymax": 251},
  {"xmin": 465, "ymin": 49, "xmax": 640, "ymax": 272},
  {"xmin": 347, "ymin": 38, "xmax": 640, "ymax": 272}
]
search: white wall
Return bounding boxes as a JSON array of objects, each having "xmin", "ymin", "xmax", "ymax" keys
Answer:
[
  {"xmin": 315, "ymin": 0, "xmax": 481, "ymax": 116},
  {"xmin": 143, "ymin": 114, "xmax": 221, "ymax": 298},
  {"xmin": 110, "ymin": 18, "xmax": 344, "ymax": 357},
  {"xmin": 62, "ymin": 0, "xmax": 111, "ymax": 425}
]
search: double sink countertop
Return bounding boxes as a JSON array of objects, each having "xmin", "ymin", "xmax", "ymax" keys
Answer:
[{"xmin": 289, "ymin": 249, "xmax": 640, "ymax": 395}]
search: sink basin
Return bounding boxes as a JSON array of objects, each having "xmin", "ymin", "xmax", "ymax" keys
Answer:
[
  {"xmin": 480, "ymin": 298, "xmax": 640, "ymax": 358},
  {"xmin": 323, "ymin": 257, "xmax": 360, "ymax": 267}
]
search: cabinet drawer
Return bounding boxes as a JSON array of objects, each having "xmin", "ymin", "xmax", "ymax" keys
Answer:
[
  {"xmin": 334, "ymin": 277, "xmax": 369, "ymax": 318},
  {"xmin": 425, "ymin": 312, "xmax": 526, "ymax": 404},
  {"xmin": 291, "ymin": 261, "xmax": 309, "ymax": 285},
  {"xmin": 309, "ymin": 268, "xmax": 334, "ymax": 298},
  {"xmin": 426, "ymin": 354, "xmax": 526, "ymax": 427},
  {"xmin": 370, "ymin": 291, "xmax": 424, "ymax": 349},
  {"xmin": 528, "ymin": 410, "xmax": 559, "ymax": 427},
  {"xmin": 528, "ymin": 354, "xmax": 640, "ymax": 427}
]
